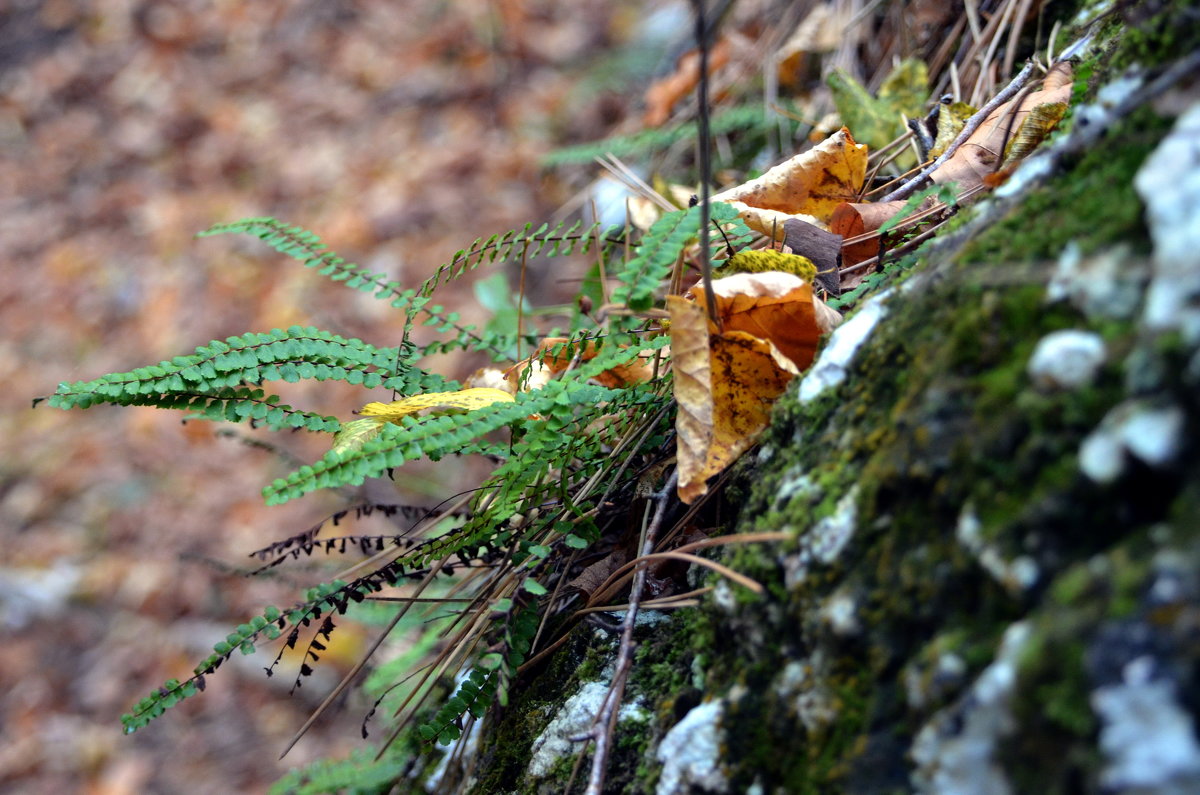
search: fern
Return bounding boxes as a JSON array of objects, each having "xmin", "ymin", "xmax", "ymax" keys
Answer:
[
  {"xmin": 269, "ymin": 749, "xmax": 408, "ymax": 795},
  {"xmin": 50, "ymin": 172, "xmax": 768, "ymax": 779},
  {"xmin": 541, "ymin": 104, "xmax": 786, "ymax": 166},
  {"xmin": 41, "ymin": 326, "xmax": 454, "ymax": 430},
  {"xmin": 610, "ymin": 200, "xmax": 751, "ymax": 312}
]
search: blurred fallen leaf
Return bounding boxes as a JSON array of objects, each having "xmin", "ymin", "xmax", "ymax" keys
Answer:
[
  {"xmin": 713, "ymin": 128, "xmax": 868, "ymax": 236},
  {"xmin": 775, "ymin": 4, "xmax": 845, "ymax": 90},
  {"xmin": 509, "ymin": 337, "xmax": 653, "ymax": 390},
  {"xmin": 829, "ymin": 59, "xmax": 929, "ymax": 168},
  {"xmin": 644, "ymin": 38, "xmax": 732, "ymax": 127}
]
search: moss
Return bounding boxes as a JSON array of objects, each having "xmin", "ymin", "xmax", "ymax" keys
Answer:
[
  {"xmin": 466, "ymin": 631, "xmax": 600, "ymax": 795},
  {"xmin": 1107, "ymin": 0, "xmax": 1200, "ymax": 72},
  {"xmin": 959, "ymin": 107, "xmax": 1171, "ymax": 265}
]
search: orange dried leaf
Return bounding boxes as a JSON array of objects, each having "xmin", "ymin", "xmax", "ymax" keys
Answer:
[
  {"xmin": 513, "ymin": 337, "xmax": 653, "ymax": 389},
  {"xmin": 643, "ymin": 39, "xmax": 731, "ymax": 127},
  {"xmin": 689, "ymin": 271, "xmax": 836, "ymax": 370},
  {"xmin": 712, "ymin": 127, "xmax": 868, "ymax": 236}
]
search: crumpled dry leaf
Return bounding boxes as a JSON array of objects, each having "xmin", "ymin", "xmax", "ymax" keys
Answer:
[
  {"xmin": 507, "ymin": 337, "xmax": 654, "ymax": 391},
  {"xmin": 567, "ymin": 548, "xmax": 629, "ymax": 597},
  {"xmin": 688, "ymin": 270, "xmax": 839, "ymax": 370},
  {"xmin": 713, "ymin": 127, "xmax": 868, "ymax": 236},
  {"xmin": 669, "ymin": 295, "xmax": 800, "ymax": 504},
  {"xmin": 931, "ymin": 62, "xmax": 1073, "ymax": 191}
]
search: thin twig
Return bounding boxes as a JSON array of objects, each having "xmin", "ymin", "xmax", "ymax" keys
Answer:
[
  {"xmin": 880, "ymin": 61, "xmax": 1036, "ymax": 204},
  {"xmin": 583, "ymin": 469, "xmax": 678, "ymax": 795},
  {"xmin": 691, "ymin": 0, "xmax": 720, "ymax": 331}
]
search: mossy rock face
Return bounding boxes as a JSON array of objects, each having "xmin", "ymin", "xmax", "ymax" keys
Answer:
[{"xmin": 455, "ymin": 8, "xmax": 1200, "ymax": 794}]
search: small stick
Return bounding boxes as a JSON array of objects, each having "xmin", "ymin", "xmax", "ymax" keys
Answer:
[
  {"xmin": 691, "ymin": 0, "xmax": 720, "ymax": 331},
  {"xmin": 583, "ymin": 470, "xmax": 678, "ymax": 795},
  {"xmin": 880, "ymin": 61, "xmax": 1035, "ymax": 204}
]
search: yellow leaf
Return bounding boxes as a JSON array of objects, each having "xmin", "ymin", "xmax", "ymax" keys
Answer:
[
  {"xmin": 712, "ymin": 128, "xmax": 868, "ymax": 237},
  {"xmin": 359, "ymin": 387, "xmax": 515, "ymax": 422},
  {"xmin": 331, "ymin": 417, "xmax": 387, "ymax": 456},
  {"xmin": 668, "ymin": 296, "xmax": 715, "ymax": 504},
  {"xmin": 669, "ymin": 296, "xmax": 800, "ymax": 504}
]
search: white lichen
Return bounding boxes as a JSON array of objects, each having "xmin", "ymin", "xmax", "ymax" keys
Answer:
[
  {"xmin": 955, "ymin": 507, "xmax": 1040, "ymax": 593},
  {"xmin": 1046, "ymin": 242, "xmax": 1141, "ymax": 320},
  {"xmin": 1134, "ymin": 101, "xmax": 1200, "ymax": 342},
  {"xmin": 799, "ymin": 290, "xmax": 892, "ymax": 403},
  {"xmin": 784, "ymin": 486, "xmax": 859, "ymax": 589},
  {"xmin": 1092, "ymin": 656, "xmax": 1200, "ymax": 792},
  {"xmin": 1026, "ymin": 330, "xmax": 1106, "ymax": 391},
  {"xmin": 1079, "ymin": 400, "xmax": 1186, "ymax": 484},
  {"xmin": 910, "ymin": 621, "xmax": 1033, "ymax": 795},
  {"xmin": 774, "ymin": 655, "xmax": 838, "ymax": 732},
  {"xmin": 527, "ymin": 681, "xmax": 647, "ymax": 780},
  {"xmin": 656, "ymin": 700, "xmax": 728, "ymax": 795},
  {"xmin": 820, "ymin": 589, "xmax": 861, "ymax": 637}
]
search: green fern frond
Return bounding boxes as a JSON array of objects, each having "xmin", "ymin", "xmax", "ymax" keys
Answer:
[
  {"xmin": 263, "ymin": 336, "xmax": 669, "ymax": 507},
  {"xmin": 610, "ymin": 200, "xmax": 750, "ymax": 311},
  {"xmin": 45, "ymin": 325, "xmax": 442, "ymax": 413},
  {"xmin": 541, "ymin": 104, "xmax": 782, "ymax": 166},
  {"xmin": 269, "ymin": 749, "xmax": 407, "ymax": 795}
]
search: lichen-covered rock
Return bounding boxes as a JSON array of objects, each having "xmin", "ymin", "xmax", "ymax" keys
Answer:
[{"xmin": 456, "ymin": 6, "xmax": 1200, "ymax": 794}]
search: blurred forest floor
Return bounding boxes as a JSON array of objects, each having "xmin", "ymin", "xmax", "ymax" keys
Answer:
[{"xmin": 0, "ymin": 1, "xmax": 662, "ymax": 791}]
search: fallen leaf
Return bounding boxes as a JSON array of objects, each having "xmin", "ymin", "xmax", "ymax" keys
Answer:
[
  {"xmin": 330, "ymin": 417, "xmax": 387, "ymax": 456},
  {"xmin": 567, "ymin": 548, "xmax": 629, "ymax": 597},
  {"xmin": 643, "ymin": 38, "xmax": 732, "ymax": 127},
  {"xmin": 712, "ymin": 128, "xmax": 868, "ymax": 236},
  {"xmin": 931, "ymin": 63, "xmax": 1073, "ymax": 192},
  {"xmin": 829, "ymin": 200, "xmax": 908, "ymax": 269},
  {"xmin": 828, "ymin": 59, "xmax": 929, "ymax": 168},
  {"xmin": 689, "ymin": 270, "xmax": 836, "ymax": 370},
  {"xmin": 775, "ymin": 4, "xmax": 846, "ymax": 90},
  {"xmin": 360, "ymin": 387, "xmax": 515, "ymax": 421},
  {"xmin": 669, "ymin": 295, "xmax": 800, "ymax": 504},
  {"xmin": 511, "ymin": 337, "xmax": 654, "ymax": 389}
]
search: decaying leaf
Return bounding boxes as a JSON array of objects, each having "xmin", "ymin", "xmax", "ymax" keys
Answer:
[
  {"xmin": 828, "ymin": 59, "xmax": 929, "ymax": 168},
  {"xmin": 1002, "ymin": 102, "xmax": 1069, "ymax": 168},
  {"xmin": 331, "ymin": 417, "xmax": 389, "ymax": 456},
  {"xmin": 689, "ymin": 270, "xmax": 836, "ymax": 370},
  {"xmin": 669, "ymin": 295, "xmax": 802, "ymax": 504},
  {"xmin": 928, "ymin": 100, "xmax": 977, "ymax": 158},
  {"xmin": 643, "ymin": 38, "xmax": 732, "ymax": 127},
  {"xmin": 360, "ymin": 387, "xmax": 515, "ymax": 421},
  {"xmin": 931, "ymin": 63, "xmax": 1073, "ymax": 191},
  {"xmin": 508, "ymin": 337, "xmax": 654, "ymax": 390},
  {"xmin": 669, "ymin": 296, "xmax": 715, "ymax": 504},
  {"xmin": 712, "ymin": 128, "xmax": 868, "ymax": 236}
]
